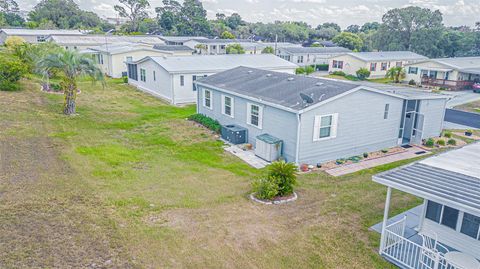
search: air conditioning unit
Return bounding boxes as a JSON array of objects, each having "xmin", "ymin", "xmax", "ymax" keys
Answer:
[
  {"xmin": 221, "ymin": 124, "xmax": 247, "ymax": 144},
  {"xmin": 255, "ymin": 134, "xmax": 283, "ymax": 162}
]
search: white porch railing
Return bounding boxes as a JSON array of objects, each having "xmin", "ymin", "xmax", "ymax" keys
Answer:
[{"xmin": 380, "ymin": 217, "xmax": 463, "ymax": 269}]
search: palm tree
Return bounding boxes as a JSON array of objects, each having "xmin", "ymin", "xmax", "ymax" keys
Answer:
[
  {"xmin": 386, "ymin": 66, "xmax": 406, "ymax": 83},
  {"xmin": 37, "ymin": 50, "xmax": 104, "ymax": 115}
]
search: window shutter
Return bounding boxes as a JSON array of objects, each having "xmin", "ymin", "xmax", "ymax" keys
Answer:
[
  {"xmin": 313, "ymin": 115, "xmax": 320, "ymax": 141},
  {"xmin": 230, "ymin": 97, "xmax": 235, "ymax": 117},
  {"xmin": 246, "ymin": 103, "xmax": 252, "ymax": 125},
  {"xmin": 221, "ymin": 95, "xmax": 225, "ymax": 114},
  {"xmin": 331, "ymin": 113, "xmax": 339, "ymax": 138},
  {"xmin": 258, "ymin": 105, "xmax": 263, "ymax": 129}
]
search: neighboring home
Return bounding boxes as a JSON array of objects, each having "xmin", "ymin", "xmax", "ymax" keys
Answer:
[
  {"xmin": 184, "ymin": 39, "xmax": 252, "ymax": 54},
  {"xmin": 84, "ymin": 43, "xmax": 174, "ymax": 78},
  {"xmin": 158, "ymin": 36, "xmax": 207, "ymax": 45},
  {"xmin": 405, "ymin": 56, "xmax": 480, "ymax": 90},
  {"xmin": 373, "ymin": 142, "xmax": 480, "ymax": 269},
  {"xmin": 329, "ymin": 51, "xmax": 428, "ymax": 78},
  {"xmin": 47, "ymin": 35, "xmax": 165, "ymax": 51},
  {"xmin": 152, "ymin": 45, "xmax": 193, "ymax": 56},
  {"xmin": 126, "ymin": 54, "xmax": 298, "ymax": 104},
  {"xmin": 277, "ymin": 46, "xmax": 352, "ymax": 66},
  {"xmin": 195, "ymin": 67, "xmax": 447, "ymax": 164},
  {"xmin": 0, "ymin": 28, "xmax": 84, "ymax": 44}
]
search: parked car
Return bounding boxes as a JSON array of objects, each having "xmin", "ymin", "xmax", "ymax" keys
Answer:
[{"xmin": 473, "ymin": 83, "xmax": 480, "ymax": 93}]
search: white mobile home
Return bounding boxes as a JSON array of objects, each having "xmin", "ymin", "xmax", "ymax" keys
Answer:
[
  {"xmin": 374, "ymin": 143, "xmax": 480, "ymax": 269},
  {"xmin": 47, "ymin": 35, "xmax": 166, "ymax": 51},
  {"xmin": 329, "ymin": 51, "xmax": 428, "ymax": 78},
  {"xmin": 0, "ymin": 28, "xmax": 84, "ymax": 44},
  {"xmin": 405, "ymin": 56, "xmax": 480, "ymax": 90},
  {"xmin": 277, "ymin": 46, "xmax": 351, "ymax": 66},
  {"xmin": 126, "ymin": 54, "xmax": 298, "ymax": 104}
]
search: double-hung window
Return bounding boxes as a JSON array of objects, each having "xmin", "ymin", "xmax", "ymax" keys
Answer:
[
  {"xmin": 381, "ymin": 62, "xmax": 388, "ymax": 71},
  {"xmin": 203, "ymin": 89, "xmax": 212, "ymax": 109},
  {"xmin": 396, "ymin": 61, "xmax": 402, "ymax": 67},
  {"xmin": 180, "ymin": 75, "xmax": 185, "ymax": 86},
  {"xmin": 247, "ymin": 103, "xmax": 263, "ymax": 128},
  {"xmin": 313, "ymin": 114, "xmax": 338, "ymax": 141},
  {"xmin": 408, "ymin": 67, "xmax": 418, "ymax": 74},
  {"xmin": 140, "ymin": 68, "xmax": 146, "ymax": 82},
  {"xmin": 370, "ymin": 63, "xmax": 377, "ymax": 71},
  {"xmin": 384, "ymin": 104, "xmax": 390, "ymax": 119},
  {"xmin": 221, "ymin": 95, "xmax": 234, "ymax": 117},
  {"xmin": 461, "ymin": 213, "xmax": 480, "ymax": 240},
  {"xmin": 332, "ymin": 60, "xmax": 343, "ymax": 69},
  {"xmin": 192, "ymin": 75, "xmax": 197, "ymax": 91}
]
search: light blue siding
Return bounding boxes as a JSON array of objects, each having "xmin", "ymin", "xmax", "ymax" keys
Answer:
[
  {"xmin": 419, "ymin": 99, "xmax": 447, "ymax": 138},
  {"xmin": 197, "ymin": 86, "xmax": 298, "ymax": 162},
  {"xmin": 298, "ymin": 90, "xmax": 404, "ymax": 164}
]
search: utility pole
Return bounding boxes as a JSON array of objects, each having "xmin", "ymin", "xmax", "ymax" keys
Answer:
[{"xmin": 274, "ymin": 34, "xmax": 278, "ymax": 55}]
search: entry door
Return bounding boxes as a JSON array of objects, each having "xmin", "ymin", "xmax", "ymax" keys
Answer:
[{"xmin": 411, "ymin": 113, "xmax": 425, "ymax": 145}]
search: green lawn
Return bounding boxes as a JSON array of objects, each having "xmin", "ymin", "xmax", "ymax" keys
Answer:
[
  {"xmin": 0, "ymin": 78, "xmax": 423, "ymax": 268},
  {"xmin": 455, "ymin": 99, "xmax": 480, "ymax": 114},
  {"xmin": 325, "ymin": 74, "xmax": 394, "ymax": 84}
]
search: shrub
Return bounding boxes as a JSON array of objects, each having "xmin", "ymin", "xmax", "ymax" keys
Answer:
[
  {"xmin": 439, "ymin": 87, "xmax": 448, "ymax": 91},
  {"xmin": 122, "ymin": 76, "xmax": 128, "ymax": 83},
  {"xmin": 261, "ymin": 46, "xmax": 274, "ymax": 54},
  {"xmin": 188, "ymin": 113, "xmax": 221, "ymax": 133},
  {"xmin": 437, "ymin": 139, "xmax": 446, "ymax": 146},
  {"xmin": 0, "ymin": 53, "xmax": 28, "ymax": 91},
  {"xmin": 336, "ymin": 158, "xmax": 345, "ymax": 165},
  {"xmin": 345, "ymin": 74, "xmax": 360, "ymax": 81},
  {"xmin": 443, "ymin": 132, "xmax": 452, "ymax": 138},
  {"xmin": 363, "ymin": 152, "xmax": 369, "ymax": 158},
  {"xmin": 295, "ymin": 67, "xmax": 305, "ymax": 75},
  {"xmin": 425, "ymin": 138, "xmax": 435, "ymax": 147},
  {"xmin": 381, "ymin": 149, "xmax": 389, "ymax": 153},
  {"xmin": 225, "ymin": 43, "xmax": 245, "ymax": 54},
  {"xmin": 356, "ymin": 68, "xmax": 371, "ymax": 80},
  {"xmin": 447, "ymin": 139, "xmax": 456, "ymax": 146},
  {"xmin": 252, "ymin": 161, "xmax": 298, "ymax": 200},
  {"xmin": 332, "ymin": 71, "xmax": 346, "ymax": 76},
  {"xmin": 408, "ymin": 79, "xmax": 416, "ymax": 86}
]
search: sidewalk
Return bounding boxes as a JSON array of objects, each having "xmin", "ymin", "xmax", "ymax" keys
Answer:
[{"xmin": 325, "ymin": 146, "xmax": 430, "ymax": 176}]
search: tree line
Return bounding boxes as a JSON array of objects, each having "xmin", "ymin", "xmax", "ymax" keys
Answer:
[{"xmin": 1, "ymin": 0, "xmax": 479, "ymax": 58}]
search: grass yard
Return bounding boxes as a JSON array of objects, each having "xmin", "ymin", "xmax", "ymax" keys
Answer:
[
  {"xmin": 455, "ymin": 99, "xmax": 480, "ymax": 113},
  {"xmin": 0, "ymin": 78, "xmax": 423, "ymax": 268},
  {"xmin": 325, "ymin": 74, "xmax": 393, "ymax": 84}
]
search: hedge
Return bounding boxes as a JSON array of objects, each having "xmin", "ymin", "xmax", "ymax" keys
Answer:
[{"xmin": 188, "ymin": 113, "xmax": 221, "ymax": 133}]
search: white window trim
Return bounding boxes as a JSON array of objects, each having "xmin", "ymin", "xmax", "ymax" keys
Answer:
[
  {"xmin": 203, "ymin": 89, "xmax": 212, "ymax": 110},
  {"xmin": 246, "ymin": 102, "xmax": 263, "ymax": 129},
  {"xmin": 221, "ymin": 94, "xmax": 234, "ymax": 118},
  {"xmin": 313, "ymin": 113, "xmax": 338, "ymax": 142}
]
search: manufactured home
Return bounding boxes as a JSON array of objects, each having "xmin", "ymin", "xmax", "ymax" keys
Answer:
[
  {"xmin": 277, "ymin": 46, "xmax": 351, "ymax": 66},
  {"xmin": 0, "ymin": 28, "xmax": 84, "ymax": 44},
  {"xmin": 195, "ymin": 67, "xmax": 448, "ymax": 164},
  {"xmin": 405, "ymin": 56, "xmax": 480, "ymax": 90},
  {"xmin": 329, "ymin": 51, "xmax": 428, "ymax": 78},
  {"xmin": 47, "ymin": 34, "xmax": 165, "ymax": 51},
  {"xmin": 374, "ymin": 143, "xmax": 480, "ymax": 269},
  {"xmin": 126, "ymin": 54, "xmax": 298, "ymax": 104}
]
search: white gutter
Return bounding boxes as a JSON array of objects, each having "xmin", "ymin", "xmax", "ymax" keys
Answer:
[
  {"xmin": 295, "ymin": 113, "xmax": 302, "ymax": 164},
  {"xmin": 170, "ymin": 74, "xmax": 176, "ymax": 105}
]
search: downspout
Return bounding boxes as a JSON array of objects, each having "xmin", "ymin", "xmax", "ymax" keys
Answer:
[
  {"xmin": 295, "ymin": 112, "xmax": 301, "ymax": 164},
  {"xmin": 171, "ymin": 74, "xmax": 175, "ymax": 105}
]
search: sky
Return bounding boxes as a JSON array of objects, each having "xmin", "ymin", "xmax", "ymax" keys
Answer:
[{"xmin": 18, "ymin": 0, "xmax": 480, "ymax": 28}]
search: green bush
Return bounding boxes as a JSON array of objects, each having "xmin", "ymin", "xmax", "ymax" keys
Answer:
[
  {"xmin": 425, "ymin": 138, "xmax": 435, "ymax": 147},
  {"xmin": 447, "ymin": 139, "xmax": 456, "ymax": 145},
  {"xmin": 122, "ymin": 76, "xmax": 128, "ymax": 83},
  {"xmin": 188, "ymin": 113, "xmax": 221, "ymax": 133},
  {"xmin": 356, "ymin": 68, "xmax": 371, "ymax": 80},
  {"xmin": 296, "ymin": 66, "xmax": 314, "ymax": 75},
  {"xmin": 345, "ymin": 74, "xmax": 360, "ymax": 81},
  {"xmin": 437, "ymin": 139, "xmax": 446, "ymax": 146},
  {"xmin": 332, "ymin": 71, "xmax": 346, "ymax": 76},
  {"xmin": 252, "ymin": 161, "xmax": 298, "ymax": 200},
  {"xmin": 363, "ymin": 152, "xmax": 369, "ymax": 158},
  {"xmin": 381, "ymin": 149, "xmax": 389, "ymax": 153},
  {"xmin": 0, "ymin": 53, "xmax": 27, "ymax": 91},
  {"xmin": 408, "ymin": 79, "xmax": 416, "ymax": 86},
  {"xmin": 443, "ymin": 132, "xmax": 452, "ymax": 138}
]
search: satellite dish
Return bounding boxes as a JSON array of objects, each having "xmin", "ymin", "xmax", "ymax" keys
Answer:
[{"xmin": 300, "ymin": 93, "xmax": 314, "ymax": 104}]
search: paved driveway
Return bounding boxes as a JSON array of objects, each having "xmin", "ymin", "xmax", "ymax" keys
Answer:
[
  {"xmin": 444, "ymin": 109, "xmax": 480, "ymax": 129},
  {"xmin": 442, "ymin": 90, "xmax": 480, "ymax": 108}
]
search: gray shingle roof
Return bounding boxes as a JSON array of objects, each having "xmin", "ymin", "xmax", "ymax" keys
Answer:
[
  {"xmin": 373, "ymin": 143, "xmax": 480, "ymax": 215},
  {"xmin": 281, "ymin": 46, "xmax": 351, "ymax": 54},
  {"xmin": 1, "ymin": 28, "xmax": 84, "ymax": 36},
  {"xmin": 197, "ymin": 66, "xmax": 360, "ymax": 110},
  {"xmin": 347, "ymin": 51, "xmax": 428, "ymax": 62},
  {"xmin": 153, "ymin": 45, "xmax": 193, "ymax": 51},
  {"xmin": 142, "ymin": 54, "xmax": 298, "ymax": 73}
]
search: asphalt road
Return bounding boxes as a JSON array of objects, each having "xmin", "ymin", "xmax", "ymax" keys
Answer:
[{"xmin": 444, "ymin": 109, "xmax": 480, "ymax": 129}]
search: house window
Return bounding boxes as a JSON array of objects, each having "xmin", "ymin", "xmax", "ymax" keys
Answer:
[
  {"xmin": 126, "ymin": 56, "xmax": 133, "ymax": 62},
  {"xmin": 127, "ymin": 64, "xmax": 138, "ymax": 81},
  {"xmin": 313, "ymin": 114, "xmax": 338, "ymax": 141},
  {"xmin": 396, "ymin": 61, "xmax": 402, "ymax": 67},
  {"xmin": 384, "ymin": 104, "xmax": 389, "ymax": 119},
  {"xmin": 381, "ymin": 62, "xmax": 388, "ymax": 71},
  {"xmin": 203, "ymin": 89, "xmax": 212, "ymax": 109},
  {"xmin": 220, "ymin": 45, "xmax": 225, "ymax": 49},
  {"xmin": 408, "ymin": 67, "xmax": 418, "ymax": 74},
  {"xmin": 298, "ymin": 56, "xmax": 304, "ymax": 63},
  {"xmin": 140, "ymin": 68, "xmax": 146, "ymax": 82},
  {"xmin": 192, "ymin": 75, "xmax": 197, "ymax": 91},
  {"xmin": 370, "ymin": 63, "xmax": 377, "ymax": 71},
  {"xmin": 461, "ymin": 213, "xmax": 480, "ymax": 240},
  {"xmin": 332, "ymin": 60, "xmax": 343, "ymax": 69},
  {"xmin": 36, "ymin": 35, "xmax": 47, "ymax": 42},
  {"xmin": 97, "ymin": 54, "xmax": 104, "ymax": 64},
  {"xmin": 425, "ymin": 201, "xmax": 459, "ymax": 230},
  {"xmin": 247, "ymin": 103, "xmax": 263, "ymax": 128},
  {"xmin": 180, "ymin": 75, "xmax": 185, "ymax": 86},
  {"xmin": 153, "ymin": 71, "xmax": 156, "ymax": 81},
  {"xmin": 222, "ymin": 95, "xmax": 234, "ymax": 117}
]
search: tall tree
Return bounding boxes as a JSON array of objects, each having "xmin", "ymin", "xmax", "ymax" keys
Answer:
[
  {"xmin": 332, "ymin": 32, "xmax": 363, "ymax": 51},
  {"xmin": 225, "ymin": 13, "xmax": 244, "ymax": 30},
  {"xmin": 0, "ymin": 0, "xmax": 19, "ymax": 13},
  {"xmin": 114, "ymin": 0, "xmax": 150, "ymax": 32},
  {"xmin": 156, "ymin": 0, "xmax": 210, "ymax": 35},
  {"xmin": 37, "ymin": 50, "xmax": 104, "ymax": 115},
  {"xmin": 316, "ymin": 22, "xmax": 341, "ymax": 32},
  {"xmin": 346, "ymin": 24, "xmax": 360, "ymax": 33}
]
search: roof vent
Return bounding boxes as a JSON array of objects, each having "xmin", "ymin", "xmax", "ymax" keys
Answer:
[
  {"xmin": 315, "ymin": 82, "xmax": 324, "ymax": 86},
  {"xmin": 266, "ymin": 74, "xmax": 272, "ymax": 77},
  {"xmin": 300, "ymin": 93, "xmax": 314, "ymax": 104},
  {"xmin": 247, "ymin": 70, "xmax": 253, "ymax": 74},
  {"xmin": 287, "ymin": 77, "xmax": 294, "ymax": 81}
]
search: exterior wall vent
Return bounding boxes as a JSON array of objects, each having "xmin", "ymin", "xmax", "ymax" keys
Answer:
[{"xmin": 287, "ymin": 77, "xmax": 294, "ymax": 81}]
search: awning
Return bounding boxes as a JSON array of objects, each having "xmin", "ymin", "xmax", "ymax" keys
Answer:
[
  {"xmin": 420, "ymin": 67, "xmax": 453, "ymax": 72},
  {"xmin": 373, "ymin": 143, "xmax": 480, "ymax": 216},
  {"xmin": 460, "ymin": 68, "xmax": 480, "ymax": 75}
]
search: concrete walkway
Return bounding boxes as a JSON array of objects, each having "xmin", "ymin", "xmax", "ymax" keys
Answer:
[
  {"xmin": 443, "ymin": 90, "xmax": 480, "ymax": 108},
  {"xmin": 325, "ymin": 146, "xmax": 430, "ymax": 176},
  {"xmin": 224, "ymin": 144, "xmax": 269, "ymax": 169}
]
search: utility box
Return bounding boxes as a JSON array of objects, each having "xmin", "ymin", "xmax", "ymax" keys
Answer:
[
  {"xmin": 221, "ymin": 124, "xmax": 247, "ymax": 144},
  {"xmin": 255, "ymin": 134, "xmax": 283, "ymax": 162}
]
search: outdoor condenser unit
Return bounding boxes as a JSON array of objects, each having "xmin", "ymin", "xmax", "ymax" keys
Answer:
[
  {"xmin": 255, "ymin": 134, "xmax": 283, "ymax": 162},
  {"xmin": 221, "ymin": 124, "xmax": 247, "ymax": 144}
]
